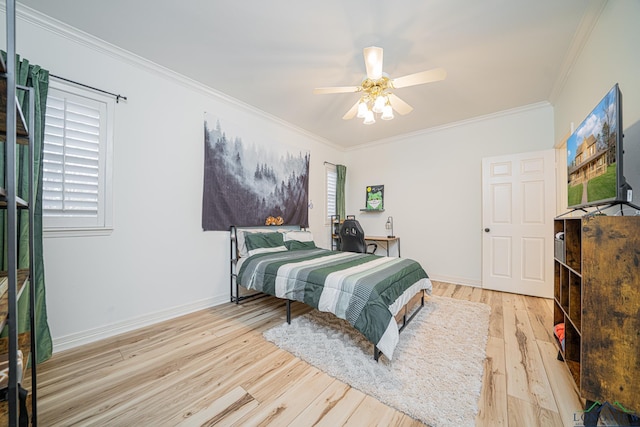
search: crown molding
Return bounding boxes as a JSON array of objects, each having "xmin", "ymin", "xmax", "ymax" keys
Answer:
[
  {"xmin": 7, "ymin": 4, "xmax": 342, "ymax": 151},
  {"xmin": 346, "ymin": 101, "xmax": 552, "ymax": 151},
  {"xmin": 548, "ymin": 0, "xmax": 609, "ymax": 104}
]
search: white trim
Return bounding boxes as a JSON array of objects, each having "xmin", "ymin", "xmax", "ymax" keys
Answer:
[
  {"xmin": 44, "ymin": 227, "xmax": 114, "ymax": 238},
  {"xmin": 52, "ymin": 294, "xmax": 229, "ymax": 353},
  {"xmin": 428, "ymin": 274, "xmax": 482, "ymax": 288},
  {"xmin": 346, "ymin": 102, "xmax": 552, "ymax": 151}
]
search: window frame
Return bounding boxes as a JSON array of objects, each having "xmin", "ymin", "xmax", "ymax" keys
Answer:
[
  {"xmin": 325, "ymin": 163, "xmax": 337, "ymax": 225},
  {"xmin": 42, "ymin": 80, "xmax": 114, "ymax": 237}
]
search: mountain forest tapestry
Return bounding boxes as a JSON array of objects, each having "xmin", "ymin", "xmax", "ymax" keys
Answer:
[{"xmin": 202, "ymin": 114, "xmax": 310, "ymax": 231}]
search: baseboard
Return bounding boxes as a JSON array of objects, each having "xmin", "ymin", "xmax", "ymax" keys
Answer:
[
  {"xmin": 428, "ymin": 274, "xmax": 481, "ymax": 288},
  {"xmin": 52, "ymin": 293, "xmax": 230, "ymax": 353}
]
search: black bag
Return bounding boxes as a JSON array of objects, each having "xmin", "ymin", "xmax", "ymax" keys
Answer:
[{"xmin": 0, "ymin": 385, "xmax": 29, "ymax": 427}]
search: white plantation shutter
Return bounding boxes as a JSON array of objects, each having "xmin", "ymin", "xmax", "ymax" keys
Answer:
[
  {"xmin": 43, "ymin": 83, "xmax": 113, "ymax": 232},
  {"xmin": 326, "ymin": 164, "xmax": 337, "ymax": 223}
]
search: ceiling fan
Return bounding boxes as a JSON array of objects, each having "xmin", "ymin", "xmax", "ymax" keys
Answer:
[{"xmin": 313, "ymin": 47, "xmax": 446, "ymax": 124}]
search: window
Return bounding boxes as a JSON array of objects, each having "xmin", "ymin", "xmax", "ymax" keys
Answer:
[
  {"xmin": 325, "ymin": 163, "xmax": 337, "ymax": 224},
  {"xmin": 42, "ymin": 81, "xmax": 114, "ymax": 235}
]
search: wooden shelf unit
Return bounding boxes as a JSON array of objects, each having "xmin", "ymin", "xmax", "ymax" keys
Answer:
[
  {"xmin": 0, "ymin": 270, "xmax": 30, "ymax": 331},
  {"xmin": 1, "ymin": 8, "xmax": 38, "ymax": 424},
  {"xmin": 553, "ymin": 214, "xmax": 640, "ymax": 416}
]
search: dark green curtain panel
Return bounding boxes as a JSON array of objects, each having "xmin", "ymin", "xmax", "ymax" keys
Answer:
[
  {"xmin": 1, "ymin": 52, "xmax": 53, "ymax": 363},
  {"xmin": 336, "ymin": 164, "xmax": 346, "ymax": 220}
]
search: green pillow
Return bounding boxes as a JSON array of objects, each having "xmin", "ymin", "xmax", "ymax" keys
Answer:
[
  {"xmin": 284, "ymin": 240, "xmax": 317, "ymax": 251},
  {"xmin": 244, "ymin": 232, "xmax": 286, "ymax": 257}
]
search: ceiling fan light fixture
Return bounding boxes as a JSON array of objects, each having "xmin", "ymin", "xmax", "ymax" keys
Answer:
[
  {"xmin": 357, "ymin": 100, "xmax": 369, "ymax": 118},
  {"xmin": 363, "ymin": 110, "xmax": 375, "ymax": 125},
  {"xmin": 381, "ymin": 103, "xmax": 394, "ymax": 120},
  {"xmin": 372, "ymin": 95, "xmax": 386, "ymax": 113},
  {"xmin": 313, "ymin": 46, "xmax": 446, "ymax": 125}
]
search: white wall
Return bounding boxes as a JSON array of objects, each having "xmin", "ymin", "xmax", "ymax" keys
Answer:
[
  {"xmin": 553, "ymin": 1, "xmax": 640, "ymax": 206},
  {"xmin": 8, "ymin": 1, "xmax": 637, "ymax": 353},
  {"xmin": 344, "ymin": 104, "xmax": 555, "ymax": 286},
  {"xmin": 2, "ymin": 8, "xmax": 344, "ymax": 352}
]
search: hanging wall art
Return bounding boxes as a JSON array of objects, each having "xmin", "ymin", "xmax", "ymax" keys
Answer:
[{"xmin": 202, "ymin": 113, "xmax": 310, "ymax": 231}]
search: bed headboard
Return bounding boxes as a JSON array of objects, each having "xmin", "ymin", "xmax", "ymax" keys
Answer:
[
  {"xmin": 229, "ymin": 224, "xmax": 304, "ymax": 304},
  {"xmin": 230, "ymin": 224, "xmax": 303, "ymax": 261}
]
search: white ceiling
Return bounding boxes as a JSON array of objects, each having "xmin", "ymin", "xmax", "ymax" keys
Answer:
[{"xmin": 17, "ymin": 0, "xmax": 606, "ymax": 148}]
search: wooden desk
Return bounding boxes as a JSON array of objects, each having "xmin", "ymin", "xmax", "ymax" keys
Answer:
[{"xmin": 365, "ymin": 236, "xmax": 401, "ymax": 257}]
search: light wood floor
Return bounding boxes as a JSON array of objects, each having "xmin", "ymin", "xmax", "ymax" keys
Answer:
[{"xmin": 34, "ymin": 282, "xmax": 587, "ymax": 426}]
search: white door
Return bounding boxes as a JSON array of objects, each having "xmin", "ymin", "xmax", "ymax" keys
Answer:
[{"xmin": 482, "ymin": 149, "xmax": 556, "ymax": 298}]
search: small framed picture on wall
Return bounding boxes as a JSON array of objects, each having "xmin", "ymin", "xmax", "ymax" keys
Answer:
[{"xmin": 365, "ymin": 185, "xmax": 384, "ymax": 210}]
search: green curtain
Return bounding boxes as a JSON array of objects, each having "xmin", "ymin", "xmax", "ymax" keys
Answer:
[
  {"xmin": 336, "ymin": 164, "xmax": 346, "ymax": 220},
  {"xmin": 1, "ymin": 52, "xmax": 53, "ymax": 363}
]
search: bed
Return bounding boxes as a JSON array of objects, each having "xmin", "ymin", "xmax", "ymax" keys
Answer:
[{"xmin": 230, "ymin": 226, "xmax": 432, "ymax": 360}]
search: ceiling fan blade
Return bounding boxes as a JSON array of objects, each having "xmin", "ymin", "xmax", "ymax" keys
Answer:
[
  {"xmin": 388, "ymin": 93, "xmax": 413, "ymax": 115},
  {"xmin": 391, "ymin": 68, "xmax": 447, "ymax": 89},
  {"xmin": 313, "ymin": 86, "xmax": 360, "ymax": 95},
  {"xmin": 363, "ymin": 46, "xmax": 383, "ymax": 80},
  {"xmin": 342, "ymin": 101, "xmax": 360, "ymax": 120}
]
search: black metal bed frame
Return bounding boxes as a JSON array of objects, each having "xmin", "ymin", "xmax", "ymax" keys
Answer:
[
  {"xmin": 230, "ymin": 224, "xmax": 427, "ymax": 361},
  {"xmin": 230, "ymin": 224, "xmax": 301, "ymax": 304},
  {"xmin": 230, "ymin": 225, "xmax": 260, "ymax": 304}
]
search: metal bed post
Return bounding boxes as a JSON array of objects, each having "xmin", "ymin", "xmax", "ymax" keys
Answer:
[
  {"xmin": 373, "ymin": 292, "xmax": 426, "ymax": 362},
  {"xmin": 229, "ymin": 225, "xmax": 236, "ymax": 303}
]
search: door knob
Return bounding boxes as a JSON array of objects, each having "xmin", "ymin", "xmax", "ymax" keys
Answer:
[{"xmin": 484, "ymin": 228, "xmax": 490, "ymax": 232}]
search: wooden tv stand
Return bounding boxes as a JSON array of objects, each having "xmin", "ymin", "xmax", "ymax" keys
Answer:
[{"xmin": 553, "ymin": 214, "xmax": 640, "ymax": 425}]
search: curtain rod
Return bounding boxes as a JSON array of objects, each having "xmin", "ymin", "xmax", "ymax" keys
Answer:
[
  {"xmin": 324, "ymin": 161, "xmax": 336, "ymax": 166},
  {"xmin": 50, "ymin": 74, "xmax": 128, "ymax": 103}
]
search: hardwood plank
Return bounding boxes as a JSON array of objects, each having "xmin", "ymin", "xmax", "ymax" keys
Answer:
[
  {"xmin": 450, "ymin": 284, "xmax": 470, "ymax": 300},
  {"xmin": 479, "ymin": 287, "xmax": 492, "ymax": 305},
  {"xmin": 395, "ymin": 415, "xmax": 427, "ymax": 427},
  {"xmin": 35, "ymin": 286, "xmax": 580, "ymax": 426},
  {"xmin": 469, "ymin": 286, "xmax": 484, "ymax": 302},
  {"xmin": 243, "ymin": 354, "xmax": 313, "ymax": 403},
  {"xmin": 502, "ymin": 293, "xmax": 559, "ymax": 413},
  {"xmin": 312, "ymin": 387, "xmax": 368, "ymax": 427},
  {"xmin": 346, "ymin": 394, "xmax": 406, "ymax": 427},
  {"xmin": 513, "ymin": 293, "xmax": 529, "ymax": 311},
  {"xmin": 288, "ymin": 379, "xmax": 354, "ymax": 426},
  {"xmin": 476, "ymin": 336, "xmax": 508, "ymax": 427},
  {"xmin": 507, "ymin": 395, "xmax": 563, "ymax": 427},
  {"xmin": 172, "ymin": 385, "xmax": 258, "ymax": 426},
  {"xmin": 434, "ymin": 281, "xmax": 456, "ymax": 298},
  {"xmin": 233, "ymin": 367, "xmax": 333, "ymax": 426},
  {"xmin": 537, "ymin": 341, "xmax": 583, "ymax": 427},
  {"xmin": 429, "ymin": 280, "xmax": 445, "ymax": 296},
  {"xmin": 41, "ymin": 336, "xmax": 256, "ymax": 424},
  {"xmin": 488, "ymin": 290, "xmax": 504, "ymax": 339},
  {"xmin": 523, "ymin": 295, "xmax": 555, "ymax": 343}
]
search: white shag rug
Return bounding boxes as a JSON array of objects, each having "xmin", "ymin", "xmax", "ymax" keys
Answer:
[{"xmin": 263, "ymin": 296, "xmax": 490, "ymax": 427}]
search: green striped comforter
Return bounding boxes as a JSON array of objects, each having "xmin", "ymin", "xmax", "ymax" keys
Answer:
[{"xmin": 238, "ymin": 249, "xmax": 431, "ymax": 359}]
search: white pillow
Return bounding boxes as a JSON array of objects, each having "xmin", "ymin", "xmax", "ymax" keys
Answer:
[
  {"xmin": 247, "ymin": 246, "xmax": 288, "ymax": 257},
  {"xmin": 283, "ymin": 230, "xmax": 314, "ymax": 242}
]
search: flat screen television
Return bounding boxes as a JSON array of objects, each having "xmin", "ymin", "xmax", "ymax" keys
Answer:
[{"xmin": 566, "ymin": 83, "xmax": 632, "ymax": 209}]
